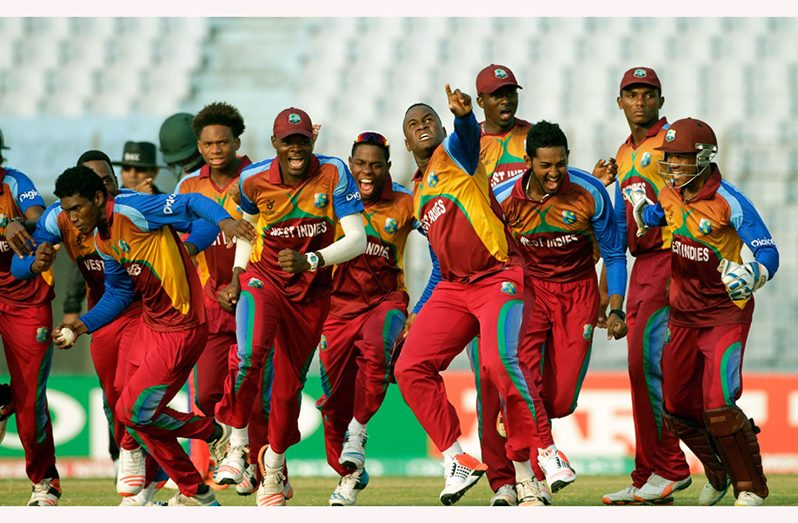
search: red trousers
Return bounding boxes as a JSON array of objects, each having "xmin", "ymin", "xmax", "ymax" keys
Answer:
[
  {"xmin": 318, "ymin": 299, "xmax": 407, "ymax": 476},
  {"xmin": 115, "ymin": 321, "xmax": 216, "ymax": 497},
  {"xmin": 215, "ymin": 275, "xmax": 329, "ymax": 454},
  {"xmin": 395, "ymin": 266, "xmax": 539, "ymax": 463},
  {"xmin": 625, "ymin": 252, "xmax": 689, "ymax": 486},
  {"xmin": 0, "ymin": 301, "xmax": 58, "ymax": 484},
  {"xmin": 662, "ymin": 321, "xmax": 751, "ymax": 423}
]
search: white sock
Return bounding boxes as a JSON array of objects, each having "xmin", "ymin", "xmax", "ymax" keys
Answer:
[
  {"xmin": 264, "ymin": 447, "xmax": 285, "ymax": 469},
  {"xmin": 513, "ymin": 460, "xmax": 534, "ymax": 482},
  {"xmin": 348, "ymin": 418, "xmax": 367, "ymax": 434},
  {"xmin": 442, "ymin": 441, "xmax": 464, "ymax": 459},
  {"xmin": 230, "ymin": 426, "xmax": 249, "ymax": 448}
]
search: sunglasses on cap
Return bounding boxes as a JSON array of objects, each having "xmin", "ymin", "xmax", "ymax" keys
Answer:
[{"xmin": 355, "ymin": 131, "xmax": 389, "ymax": 149}]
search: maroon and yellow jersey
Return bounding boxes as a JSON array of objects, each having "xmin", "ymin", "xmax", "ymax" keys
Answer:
[
  {"xmin": 330, "ymin": 178, "xmax": 416, "ymax": 319},
  {"xmin": 413, "ymin": 113, "xmax": 521, "ymax": 283},
  {"xmin": 175, "ymin": 156, "xmax": 251, "ymax": 302},
  {"xmin": 480, "ymin": 118, "xmax": 533, "ymax": 204},
  {"xmin": 239, "ymin": 154, "xmax": 364, "ymax": 302},
  {"xmin": 0, "ymin": 167, "xmax": 53, "ymax": 306},
  {"xmin": 655, "ymin": 167, "xmax": 778, "ymax": 326},
  {"xmin": 615, "ymin": 117, "xmax": 673, "ymax": 256}
]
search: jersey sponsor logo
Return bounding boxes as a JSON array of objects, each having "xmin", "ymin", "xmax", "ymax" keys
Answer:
[
  {"xmin": 314, "ymin": 192, "xmax": 329, "ymax": 209},
  {"xmin": 521, "ymin": 233, "xmax": 580, "ymax": 249},
  {"xmin": 583, "ymin": 324, "xmax": 594, "ymax": 341},
  {"xmin": 562, "ymin": 210, "xmax": 577, "ymax": 225},
  {"xmin": 163, "ymin": 193, "xmax": 178, "ymax": 215},
  {"xmin": 126, "ymin": 263, "xmax": 142, "ymax": 277},
  {"xmin": 35, "ymin": 327, "xmax": 50, "ymax": 343},
  {"xmin": 0, "ymin": 214, "xmax": 8, "ymax": 228},
  {"xmin": 267, "ymin": 221, "xmax": 328, "ymax": 239},
  {"xmin": 500, "ymin": 281, "xmax": 517, "ymax": 295},
  {"xmin": 698, "ymin": 218, "xmax": 713, "ymax": 235},
  {"xmin": 384, "ymin": 217, "xmax": 398, "ymax": 234},
  {"xmin": 427, "ymin": 171, "xmax": 439, "ymax": 188},
  {"xmin": 751, "ymin": 237, "xmax": 776, "ymax": 247},
  {"xmin": 247, "ymin": 277, "xmax": 264, "ymax": 289},
  {"xmin": 640, "ymin": 152, "xmax": 652, "ymax": 168},
  {"xmin": 365, "ymin": 240, "xmax": 391, "ymax": 260},
  {"xmin": 671, "ymin": 238, "xmax": 710, "ymax": 262},
  {"xmin": 345, "ymin": 191, "xmax": 361, "ymax": 202},
  {"xmin": 419, "ymin": 198, "xmax": 446, "ymax": 232},
  {"xmin": 83, "ymin": 258, "xmax": 104, "ymax": 272},
  {"xmin": 18, "ymin": 190, "xmax": 40, "ymax": 202}
]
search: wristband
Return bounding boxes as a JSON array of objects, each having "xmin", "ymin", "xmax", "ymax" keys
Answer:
[{"xmin": 609, "ymin": 309, "xmax": 626, "ymax": 321}]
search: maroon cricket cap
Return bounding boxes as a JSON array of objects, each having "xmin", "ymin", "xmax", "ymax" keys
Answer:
[
  {"xmin": 619, "ymin": 67, "xmax": 661, "ymax": 92},
  {"xmin": 476, "ymin": 64, "xmax": 523, "ymax": 94},
  {"xmin": 273, "ymin": 107, "xmax": 313, "ymax": 140}
]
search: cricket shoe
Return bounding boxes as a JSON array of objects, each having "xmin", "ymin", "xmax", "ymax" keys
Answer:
[
  {"xmin": 537, "ymin": 446, "xmax": 576, "ymax": 493},
  {"xmin": 256, "ymin": 446, "xmax": 288, "ymax": 506},
  {"xmin": 214, "ymin": 445, "xmax": 247, "ymax": 485},
  {"xmin": 489, "ymin": 484, "xmax": 517, "ymax": 506},
  {"xmin": 117, "ymin": 447, "xmax": 146, "ymax": 496},
  {"xmin": 538, "ymin": 480, "xmax": 552, "ymax": 505},
  {"xmin": 207, "ymin": 421, "xmax": 233, "ymax": 463},
  {"xmin": 329, "ymin": 468, "xmax": 370, "ymax": 506},
  {"xmin": 439, "ymin": 452, "xmax": 488, "ymax": 506},
  {"xmin": 119, "ymin": 482, "xmax": 166, "ymax": 506},
  {"xmin": 516, "ymin": 478, "xmax": 549, "ymax": 506},
  {"xmin": 339, "ymin": 429, "xmax": 367, "ymax": 469},
  {"xmin": 601, "ymin": 485, "xmax": 643, "ymax": 505},
  {"xmin": 698, "ymin": 478, "xmax": 730, "ymax": 506},
  {"xmin": 735, "ymin": 491, "xmax": 764, "ymax": 506},
  {"xmin": 28, "ymin": 478, "xmax": 61, "ymax": 506},
  {"xmin": 635, "ymin": 473, "xmax": 692, "ymax": 503},
  {"xmin": 166, "ymin": 488, "xmax": 220, "ymax": 506},
  {"xmin": 238, "ymin": 463, "xmax": 294, "ymax": 499}
]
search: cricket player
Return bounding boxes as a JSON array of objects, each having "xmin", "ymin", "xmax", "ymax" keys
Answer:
[
  {"xmin": 214, "ymin": 107, "xmax": 366, "ymax": 506},
  {"xmin": 629, "ymin": 117, "xmax": 779, "ymax": 506},
  {"xmin": 600, "ymin": 67, "xmax": 691, "ymax": 506},
  {"xmin": 51, "ymin": 165, "xmax": 256, "ymax": 506},
  {"xmin": 394, "ymin": 84, "xmax": 546, "ymax": 506},
  {"xmin": 316, "ymin": 131, "xmax": 440, "ymax": 506},
  {"xmin": 0, "ymin": 147, "xmax": 60, "ymax": 506}
]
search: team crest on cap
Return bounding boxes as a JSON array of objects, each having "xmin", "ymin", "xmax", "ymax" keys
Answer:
[
  {"xmin": 385, "ymin": 217, "xmax": 398, "ymax": 234},
  {"xmin": 318, "ymin": 334, "xmax": 328, "ymax": 352},
  {"xmin": 634, "ymin": 69, "xmax": 647, "ymax": 78},
  {"xmin": 288, "ymin": 113, "xmax": 301, "ymax": 125},
  {"xmin": 36, "ymin": 327, "xmax": 50, "ymax": 343},
  {"xmin": 0, "ymin": 214, "xmax": 7, "ymax": 228},
  {"xmin": 494, "ymin": 68, "xmax": 508, "ymax": 79},
  {"xmin": 698, "ymin": 218, "xmax": 713, "ymax": 235},
  {"xmin": 641, "ymin": 152, "xmax": 652, "ymax": 168},
  {"xmin": 500, "ymin": 281, "xmax": 517, "ymax": 295},
  {"xmin": 562, "ymin": 210, "xmax": 577, "ymax": 225},
  {"xmin": 427, "ymin": 171, "xmax": 439, "ymax": 188},
  {"xmin": 248, "ymin": 277, "xmax": 264, "ymax": 288},
  {"xmin": 583, "ymin": 324, "xmax": 594, "ymax": 341},
  {"xmin": 665, "ymin": 129, "xmax": 676, "ymax": 142},
  {"xmin": 314, "ymin": 192, "xmax": 329, "ymax": 209}
]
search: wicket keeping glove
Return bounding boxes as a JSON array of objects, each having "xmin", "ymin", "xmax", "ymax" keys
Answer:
[
  {"xmin": 717, "ymin": 259, "xmax": 769, "ymax": 302},
  {"xmin": 622, "ymin": 186, "xmax": 654, "ymax": 238}
]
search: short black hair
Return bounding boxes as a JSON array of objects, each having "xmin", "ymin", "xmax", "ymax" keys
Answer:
[
  {"xmin": 193, "ymin": 102, "xmax": 246, "ymax": 138},
  {"xmin": 404, "ymin": 102, "xmax": 437, "ymax": 118},
  {"xmin": 54, "ymin": 165, "xmax": 107, "ymax": 200},
  {"xmin": 351, "ymin": 137, "xmax": 390, "ymax": 162},
  {"xmin": 76, "ymin": 150, "xmax": 112, "ymax": 167},
  {"xmin": 525, "ymin": 121, "xmax": 569, "ymax": 158}
]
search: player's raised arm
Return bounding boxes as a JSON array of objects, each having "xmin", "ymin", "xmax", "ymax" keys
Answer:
[{"xmin": 443, "ymin": 84, "xmax": 481, "ymax": 175}]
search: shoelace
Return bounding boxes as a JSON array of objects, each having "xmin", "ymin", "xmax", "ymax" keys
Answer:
[
  {"xmin": 122, "ymin": 449, "xmax": 144, "ymax": 474},
  {"xmin": 33, "ymin": 481, "xmax": 52, "ymax": 494},
  {"xmin": 263, "ymin": 469, "xmax": 286, "ymax": 488},
  {"xmin": 517, "ymin": 480, "xmax": 541, "ymax": 501},
  {"xmin": 446, "ymin": 460, "xmax": 473, "ymax": 482}
]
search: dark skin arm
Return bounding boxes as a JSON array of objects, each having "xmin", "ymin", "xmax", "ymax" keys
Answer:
[
  {"xmin": 218, "ymin": 267, "xmax": 244, "ymax": 313},
  {"xmin": 278, "ymin": 249, "xmax": 311, "ymax": 273},
  {"xmin": 52, "ymin": 318, "xmax": 89, "ymax": 350},
  {"xmin": 4, "ymin": 205, "xmax": 45, "ymax": 257},
  {"xmin": 30, "ymin": 242, "xmax": 61, "ymax": 274}
]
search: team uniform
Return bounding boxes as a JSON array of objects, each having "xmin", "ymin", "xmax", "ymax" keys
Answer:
[
  {"xmin": 610, "ymin": 117, "xmax": 690, "ymax": 493},
  {"xmin": 317, "ymin": 177, "xmax": 439, "ymax": 478},
  {"xmin": 214, "ymin": 154, "xmax": 363, "ymax": 470},
  {"xmin": 80, "ymin": 191, "xmax": 230, "ymax": 498},
  {"xmin": 641, "ymin": 165, "xmax": 778, "ymax": 501},
  {"xmin": 0, "ymin": 167, "xmax": 59, "ymax": 497},
  {"xmin": 394, "ymin": 112, "xmax": 541, "ymax": 472},
  {"xmin": 480, "ymin": 118, "xmax": 532, "ymax": 205}
]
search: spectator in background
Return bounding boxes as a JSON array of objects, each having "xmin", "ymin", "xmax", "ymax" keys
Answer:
[{"xmin": 112, "ymin": 141, "xmax": 164, "ymax": 194}]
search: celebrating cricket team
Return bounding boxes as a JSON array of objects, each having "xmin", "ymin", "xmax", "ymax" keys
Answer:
[{"xmin": 0, "ymin": 64, "xmax": 780, "ymax": 507}]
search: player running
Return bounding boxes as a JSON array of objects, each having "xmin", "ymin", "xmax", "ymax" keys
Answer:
[{"xmin": 629, "ymin": 117, "xmax": 778, "ymax": 506}]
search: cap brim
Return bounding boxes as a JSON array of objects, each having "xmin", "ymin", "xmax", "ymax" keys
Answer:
[
  {"xmin": 112, "ymin": 161, "xmax": 166, "ymax": 169},
  {"xmin": 274, "ymin": 130, "xmax": 314, "ymax": 140},
  {"xmin": 481, "ymin": 82, "xmax": 523, "ymax": 94},
  {"xmin": 161, "ymin": 150, "xmax": 195, "ymax": 164},
  {"xmin": 620, "ymin": 81, "xmax": 660, "ymax": 91}
]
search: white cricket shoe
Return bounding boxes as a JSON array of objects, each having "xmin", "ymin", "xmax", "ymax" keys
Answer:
[
  {"xmin": 119, "ymin": 482, "xmax": 166, "ymax": 506},
  {"xmin": 256, "ymin": 446, "xmax": 288, "ymax": 506},
  {"xmin": 601, "ymin": 485, "xmax": 642, "ymax": 505},
  {"xmin": 537, "ymin": 446, "xmax": 576, "ymax": 493},
  {"xmin": 516, "ymin": 478, "xmax": 548, "ymax": 506},
  {"xmin": 214, "ymin": 445, "xmax": 247, "ymax": 485},
  {"xmin": 28, "ymin": 478, "xmax": 61, "ymax": 506},
  {"xmin": 166, "ymin": 489, "xmax": 220, "ymax": 506},
  {"xmin": 329, "ymin": 468, "xmax": 370, "ymax": 506},
  {"xmin": 489, "ymin": 484, "xmax": 517, "ymax": 506},
  {"xmin": 117, "ymin": 447, "xmax": 146, "ymax": 496},
  {"xmin": 439, "ymin": 452, "xmax": 488, "ymax": 506},
  {"xmin": 206, "ymin": 421, "xmax": 233, "ymax": 463},
  {"xmin": 339, "ymin": 430, "xmax": 367, "ymax": 469},
  {"xmin": 635, "ymin": 472, "xmax": 692, "ymax": 503},
  {"xmin": 538, "ymin": 480, "xmax": 552, "ymax": 505},
  {"xmin": 735, "ymin": 491, "xmax": 764, "ymax": 506},
  {"xmin": 698, "ymin": 479, "xmax": 730, "ymax": 506},
  {"xmin": 236, "ymin": 464, "xmax": 259, "ymax": 496}
]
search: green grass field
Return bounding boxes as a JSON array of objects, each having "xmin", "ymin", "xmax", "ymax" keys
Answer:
[{"xmin": 1, "ymin": 475, "xmax": 797, "ymax": 506}]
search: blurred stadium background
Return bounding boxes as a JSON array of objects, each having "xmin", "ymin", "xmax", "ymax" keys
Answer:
[{"xmin": 1, "ymin": 17, "xmax": 797, "ymax": 483}]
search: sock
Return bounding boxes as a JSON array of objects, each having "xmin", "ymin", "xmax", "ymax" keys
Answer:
[
  {"xmin": 348, "ymin": 418, "xmax": 367, "ymax": 434},
  {"xmin": 442, "ymin": 441, "xmax": 464, "ymax": 459},
  {"xmin": 196, "ymin": 483, "xmax": 210, "ymax": 495},
  {"xmin": 264, "ymin": 447, "xmax": 285, "ymax": 469},
  {"xmin": 513, "ymin": 460, "xmax": 534, "ymax": 482},
  {"xmin": 230, "ymin": 426, "xmax": 249, "ymax": 448}
]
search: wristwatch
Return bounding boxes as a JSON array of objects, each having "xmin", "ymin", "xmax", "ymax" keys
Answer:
[
  {"xmin": 609, "ymin": 309, "xmax": 626, "ymax": 321},
  {"xmin": 306, "ymin": 251, "xmax": 326, "ymax": 271}
]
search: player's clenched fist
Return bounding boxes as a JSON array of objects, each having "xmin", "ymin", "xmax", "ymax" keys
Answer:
[
  {"xmin": 30, "ymin": 242, "xmax": 60, "ymax": 274},
  {"xmin": 218, "ymin": 275, "xmax": 242, "ymax": 313},
  {"xmin": 445, "ymin": 83, "xmax": 472, "ymax": 118},
  {"xmin": 278, "ymin": 248, "xmax": 311, "ymax": 273}
]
